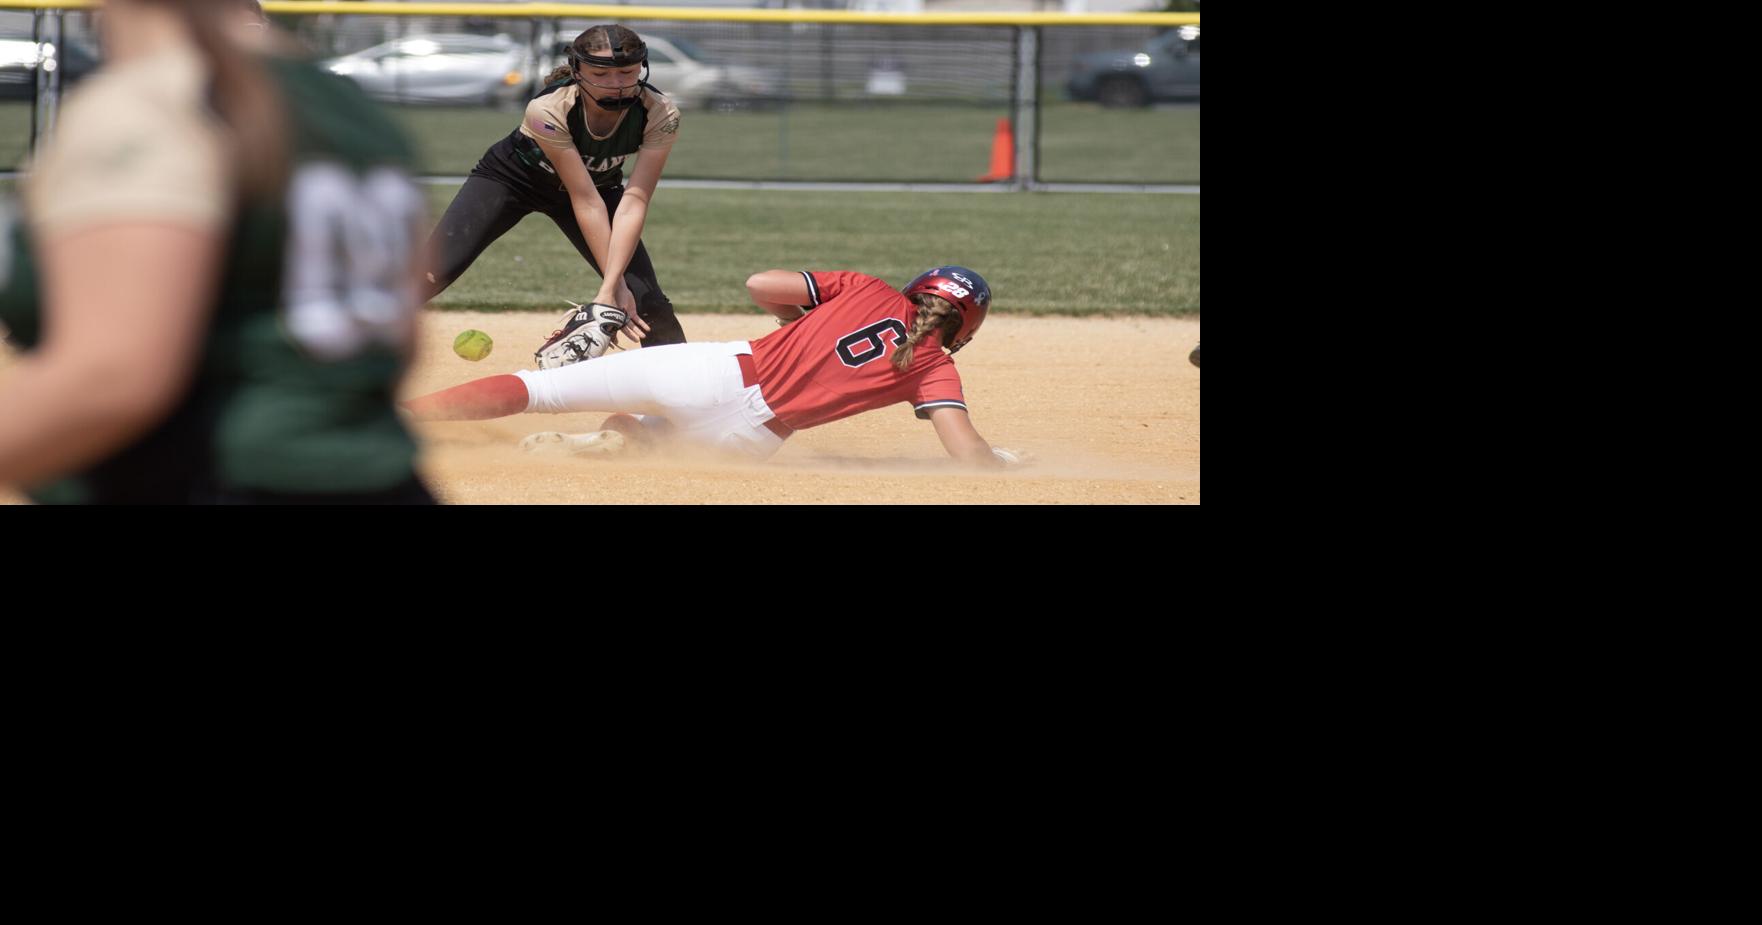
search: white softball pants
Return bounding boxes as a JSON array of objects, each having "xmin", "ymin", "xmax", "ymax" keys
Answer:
[{"xmin": 513, "ymin": 341, "xmax": 787, "ymax": 460}]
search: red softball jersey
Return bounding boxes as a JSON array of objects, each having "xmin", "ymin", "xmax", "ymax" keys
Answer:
[{"xmin": 749, "ymin": 271, "xmax": 969, "ymax": 431}]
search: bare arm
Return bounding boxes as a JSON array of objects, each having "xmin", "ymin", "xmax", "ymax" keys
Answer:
[
  {"xmin": 928, "ymin": 405, "xmax": 1004, "ymax": 469},
  {"xmin": 602, "ymin": 145, "xmax": 671, "ymax": 295},
  {"xmin": 0, "ymin": 223, "xmax": 221, "ymax": 486},
  {"xmin": 540, "ymin": 143, "xmax": 655, "ymax": 340},
  {"xmin": 746, "ymin": 269, "xmax": 809, "ymax": 323},
  {"xmin": 541, "ymin": 143, "xmax": 617, "ymax": 290}
]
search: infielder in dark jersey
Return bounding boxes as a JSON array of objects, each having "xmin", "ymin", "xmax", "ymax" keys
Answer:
[
  {"xmin": 0, "ymin": 0, "xmax": 432, "ymax": 503},
  {"xmin": 421, "ymin": 24, "xmax": 687, "ymax": 359},
  {"xmin": 401, "ymin": 266, "xmax": 1027, "ymax": 467}
]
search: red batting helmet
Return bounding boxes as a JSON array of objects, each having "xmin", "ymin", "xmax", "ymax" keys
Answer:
[{"xmin": 902, "ymin": 266, "xmax": 991, "ymax": 354}]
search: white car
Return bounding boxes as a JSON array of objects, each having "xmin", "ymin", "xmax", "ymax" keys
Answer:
[
  {"xmin": 0, "ymin": 37, "xmax": 99, "ymax": 100},
  {"xmin": 323, "ymin": 34, "xmax": 539, "ymax": 108},
  {"xmin": 548, "ymin": 33, "xmax": 779, "ymax": 111}
]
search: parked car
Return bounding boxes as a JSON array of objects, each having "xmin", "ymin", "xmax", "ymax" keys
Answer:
[
  {"xmin": 322, "ymin": 33, "xmax": 539, "ymax": 108},
  {"xmin": 0, "ymin": 38, "xmax": 99, "ymax": 101},
  {"xmin": 1066, "ymin": 26, "xmax": 1200, "ymax": 108},
  {"xmin": 547, "ymin": 33, "xmax": 779, "ymax": 111}
]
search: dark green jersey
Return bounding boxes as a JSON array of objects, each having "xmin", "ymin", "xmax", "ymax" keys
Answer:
[{"xmin": 0, "ymin": 52, "xmax": 427, "ymax": 503}]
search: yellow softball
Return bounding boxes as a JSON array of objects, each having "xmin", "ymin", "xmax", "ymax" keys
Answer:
[{"xmin": 453, "ymin": 329, "xmax": 493, "ymax": 361}]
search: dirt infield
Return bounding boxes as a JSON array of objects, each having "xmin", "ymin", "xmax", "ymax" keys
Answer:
[{"xmin": 3, "ymin": 311, "xmax": 1200, "ymax": 504}]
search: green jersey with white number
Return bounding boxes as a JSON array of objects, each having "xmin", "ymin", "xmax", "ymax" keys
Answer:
[{"xmin": 0, "ymin": 46, "xmax": 426, "ymax": 503}]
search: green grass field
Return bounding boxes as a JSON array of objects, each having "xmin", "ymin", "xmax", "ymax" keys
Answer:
[
  {"xmin": 423, "ymin": 185, "xmax": 1199, "ymax": 316},
  {"xmin": 388, "ymin": 100, "xmax": 1198, "ymax": 184},
  {"xmin": 1038, "ymin": 103, "xmax": 1200, "ymax": 184},
  {"xmin": 5, "ymin": 97, "xmax": 1200, "ymax": 184},
  {"xmin": 1, "ymin": 179, "xmax": 1198, "ymax": 317}
]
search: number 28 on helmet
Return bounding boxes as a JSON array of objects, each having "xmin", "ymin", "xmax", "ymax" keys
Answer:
[{"xmin": 902, "ymin": 266, "xmax": 991, "ymax": 354}]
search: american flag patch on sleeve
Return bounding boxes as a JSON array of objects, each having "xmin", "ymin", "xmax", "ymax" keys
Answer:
[{"xmin": 528, "ymin": 115, "xmax": 565, "ymax": 138}]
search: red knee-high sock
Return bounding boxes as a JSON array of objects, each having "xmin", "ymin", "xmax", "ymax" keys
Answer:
[{"xmin": 402, "ymin": 375, "xmax": 530, "ymax": 421}]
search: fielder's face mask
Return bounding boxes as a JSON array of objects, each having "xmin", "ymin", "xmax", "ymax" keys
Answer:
[{"xmin": 572, "ymin": 42, "xmax": 648, "ymax": 110}]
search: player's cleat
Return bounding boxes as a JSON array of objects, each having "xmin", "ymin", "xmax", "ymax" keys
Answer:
[
  {"xmin": 520, "ymin": 430, "xmax": 628, "ymax": 458},
  {"xmin": 1189, "ymin": 341, "xmax": 1200, "ymax": 368},
  {"xmin": 534, "ymin": 300, "xmax": 629, "ymax": 369}
]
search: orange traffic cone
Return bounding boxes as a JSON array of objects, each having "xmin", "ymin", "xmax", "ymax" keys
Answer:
[{"xmin": 978, "ymin": 117, "xmax": 1014, "ymax": 182}]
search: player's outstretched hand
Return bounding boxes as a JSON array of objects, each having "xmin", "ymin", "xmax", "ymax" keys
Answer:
[{"xmin": 611, "ymin": 279, "xmax": 650, "ymax": 348}]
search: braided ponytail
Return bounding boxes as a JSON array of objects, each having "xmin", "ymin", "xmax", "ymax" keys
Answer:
[{"xmin": 891, "ymin": 293, "xmax": 962, "ymax": 372}]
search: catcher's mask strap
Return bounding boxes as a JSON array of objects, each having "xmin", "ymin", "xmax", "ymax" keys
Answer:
[{"xmin": 576, "ymin": 43, "xmax": 647, "ymax": 68}]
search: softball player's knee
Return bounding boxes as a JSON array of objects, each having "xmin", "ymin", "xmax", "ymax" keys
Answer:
[
  {"xmin": 514, "ymin": 366, "xmax": 611, "ymax": 415},
  {"xmin": 715, "ymin": 423, "xmax": 785, "ymax": 461}
]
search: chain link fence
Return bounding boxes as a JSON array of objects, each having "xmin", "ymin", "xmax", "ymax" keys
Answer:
[{"xmin": 2, "ymin": 6, "xmax": 1197, "ymax": 185}]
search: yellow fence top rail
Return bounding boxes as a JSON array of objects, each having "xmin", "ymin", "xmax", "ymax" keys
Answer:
[{"xmin": 0, "ymin": 1, "xmax": 1199, "ymax": 27}]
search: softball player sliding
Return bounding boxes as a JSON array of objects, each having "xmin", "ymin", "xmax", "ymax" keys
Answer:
[{"xmin": 402, "ymin": 266, "xmax": 1027, "ymax": 467}]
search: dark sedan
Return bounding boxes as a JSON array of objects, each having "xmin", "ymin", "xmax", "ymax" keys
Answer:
[{"xmin": 1066, "ymin": 26, "xmax": 1200, "ymax": 108}]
